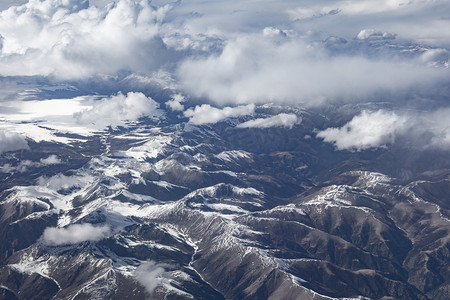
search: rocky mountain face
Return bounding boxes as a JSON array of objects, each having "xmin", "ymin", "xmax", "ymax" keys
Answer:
[{"xmin": 0, "ymin": 104, "xmax": 449, "ymax": 300}]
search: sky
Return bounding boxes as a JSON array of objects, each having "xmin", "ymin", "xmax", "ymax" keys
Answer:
[{"xmin": 0, "ymin": 0, "xmax": 449, "ymax": 151}]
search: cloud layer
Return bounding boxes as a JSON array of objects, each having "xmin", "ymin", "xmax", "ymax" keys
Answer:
[
  {"xmin": 0, "ymin": 0, "xmax": 449, "ymax": 153},
  {"xmin": 41, "ymin": 223, "xmax": 110, "ymax": 246},
  {"xmin": 177, "ymin": 32, "xmax": 448, "ymax": 105},
  {"xmin": 0, "ymin": 0, "xmax": 448, "ymax": 106}
]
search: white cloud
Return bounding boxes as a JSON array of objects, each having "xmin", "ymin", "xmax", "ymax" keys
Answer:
[
  {"xmin": 134, "ymin": 261, "xmax": 166, "ymax": 295},
  {"xmin": 74, "ymin": 92, "xmax": 159, "ymax": 128},
  {"xmin": 183, "ymin": 104, "xmax": 255, "ymax": 125},
  {"xmin": 165, "ymin": 93, "xmax": 186, "ymax": 111},
  {"xmin": 237, "ymin": 113, "xmax": 300, "ymax": 129},
  {"xmin": 317, "ymin": 110, "xmax": 408, "ymax": 151},
  {"xmin": 177, "ymin": 31, "xmax": 448, "ymax": 106},
  {"xmin": 356, "ymin": 29, "xmax": 396, "ymax": 40},
  {"xmin": 317, "ymin": 108, "xmax": 450, "ymax": 151},
  {"xmin": 0, "ymin": 130, "xmax": 28, "ymax": 153},
  {"xmin": 41, "ymin": 223, "xmax": 110, "ymax": 246},
  {"xmin": 0, "ymin": 0, "xmax": 172, "ymax": 79},
  {"xmin": 40, "ymin": 155, "xmax": 61, "ymax": 165}
]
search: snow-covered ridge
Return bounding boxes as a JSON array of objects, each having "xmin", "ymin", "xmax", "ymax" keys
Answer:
[{"xmin": 215, "ymin": 150, "xmax": 253, "ymax": 162}]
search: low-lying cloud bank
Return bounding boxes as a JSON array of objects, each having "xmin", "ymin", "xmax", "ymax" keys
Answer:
[
  {"xmin": 177, "ymin": 32, "xmax": 448, "ymax": 106},
  {"xmin": 41, "ymin": 223, "xmax": 110, "ymax": 246}
]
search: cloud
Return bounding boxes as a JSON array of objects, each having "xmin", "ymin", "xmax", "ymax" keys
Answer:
[
  {"xmin": 41, "ymin": 223, "xmax": 110, "ymax": 246},
  {"xmin": 237, "ymin": 113, "xmax": 300, "ymax": 129},
  {"xmin": 40, "ymin": 155, "xmax": 61, "ymax": 165},
  {"xmin": 317, "ymin": 110, "xmax": 408, "ymax": 151},
  {"xmin": 0, "ymin": 0, "xmax": 448, "ymax": 110},
  {"xmin": 356, "ymin": 29, "xmax": 396, "ymax": 40},
  {"xmin": 165, "ymin": 93, "xmax": 186, "ymax": 111},
  {"xmin": 1, "ymin": 155, "xmax": 62, "ymax": 173},
  {"xmin": 0, "ymin": 130, "xmax": 28, "ymax": 153},
  {"xmin": 424, "ymin": 108, "xmax": 450, "ymax": 149},
  {"xmin": 0, "ymin": 0, "xmax": 172, "ymax": 79},
  {"xmin": 317, "ymin": 108, "xmax": 450, "ymax": 151},
  {"xmin": 134, "ymin": 261, "xmax": 166, "ymax": 295},
  {"xmin": 183, "ymin": 104, "xmax": 255, "ymax": 125},
  {"xmin": 74, "ymin": 92, "xmax": 160, "ymax": 128},
  {"xmin": 177, "ymin": 30, "xmax": 448, "ymax": 106}
]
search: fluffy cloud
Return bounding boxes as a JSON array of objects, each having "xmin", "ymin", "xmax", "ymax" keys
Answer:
[
  {"xmin": 317, "ymin": 110, "xmax": 408, "ymax": 151},
  {"xmin": 0, "ymin": 0, "xmax": 172, "ymax": 79},
  {"xmin": 184, "ymin": 104, "xmax": 255, "ymax": 125},
  {"xmin": 165, "ymin": 93, "xmax": 186, "ymax": 111},
  {"xmin": 74, "ymin": 92, "xmax": 159, "ymax": 128},
  {"xmin": 41, "ymin": 223, "xmax": 110, "ymax": 246},
  {"xmin": 237, "ymin": 113, "xmax": 300, "ymax": 129},
  {"xmin": 317, "ymin": 108, "xmax": 450, "ymax": 151},
  {"xmin": 0, "ymin": 130, "xmax": 28, "ymax": 153}
]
